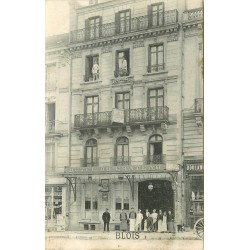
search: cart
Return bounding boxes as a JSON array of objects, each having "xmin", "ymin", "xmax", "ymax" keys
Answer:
[{"xmin": 194, "ymin": 217, "xmax": 204, "ymax": 239}]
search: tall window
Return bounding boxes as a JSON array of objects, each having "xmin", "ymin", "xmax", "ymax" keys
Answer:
[
  {"xmin": 148, "ymin": 2, "xmax": 164, "ymax": 27},
  {"xmin": 115, "ymin": 92, "xmax": 130, "ymax": 110},
  {"xmin": 148, "ymin": 44, "xmax": 164, "ymax": 73},
  {"xmin": 85, "ymin": 96, "xmax": 99, "ymax": 125},
  {"xmin": 85, "ymin": 55, "xmax": 99, "ymax": 82},
  {"xmin": 115, "ymin": 49, "xmax": 130, "ymax": 77},
  {"xmin": 120, "ymin": 10, "xmax": 131, "ymax": 33},
  {"xmin": 46, "ymin": 103, "xmax": 55, "ymax": 133},
  {"xmin": 46, "ymin": 143, "xmax": 55, "ymax": 170},
  {"xmin": 85, "ymin": 139, "xmax": 98, "ymax": 167},
  {"xmin": 148, "ymin": 135, "xmax": 163, "ymax": 164},
  {"xmin": 148, "ymin": 88, "xmax": 164, "ymax": 120},
  {"xmin": 85, "ymin": 16, "xmax": 102, "ymax": 40},
  {"xmin": 46, "ymin": 64, "xmax": 56, "ymax": 89},
  {"xmin": 115, "ymin": 137, "xmax": 129, "ymax": 166}
]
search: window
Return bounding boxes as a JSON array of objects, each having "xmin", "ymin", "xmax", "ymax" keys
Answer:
[
  {"xmin": 85, "ymin": 200, "xmax": 91, "ymax": 210},
  {"xmin": 46, "ymin": 143, "xmax": 55, "ymax": 170},
  {"xmin": 85, "ymin": 96, "xmax": 99, "ymax": 126},
  {"xmin": 148, "ymin": 44, "xmax": 164, "ymax": 73},
  {"xmin": 85, "ymin": 16, "xmax": 102, "ymax": 40},
  {"xmin": 148, "ymin": 134, "xmax": 163, "ymax": 164},
  {"xmin": 85, "ymin": 55, "xmax": 99, "ymax": 82},
  {"xmin": 46, "ymin": 64, "xmax": 56, "ymax": 89},
  {"xmin": 115, "ymin": 92, "xmax": 130, "ymax": 110},
  {"xmin": 46, "ymin": 103, "xmax": 55, "ymax": 133},
  {"xmin": 189, "ymin": 176, "xmax": 204, "ymax": 214},
  {"xmin": 115, "ymin": 137, "xmax": 129, "ymax": 166},
  {"xmin": 93, "ymin": 201, "xmax": 98, "ymax": 210},
  {"xmin": 148, "ymin": 88, "xmax": 164, "ymax": 107},
  {"xmin": 85, "ymin": 139, "xmax": 98, "ymax": 167},
  {"xmin": 116, "ymin": 202, "xmax": 122, "ymax": 210},
  {"xmin": 148, "ymin": 2, "xmax": 164, "ymax": 27},
  {"xmin": 115, "ymin": 49, "xmax": 130, "ymax": 77},
  {"xmin": 115, "ymin": 10, "xmax": 131, "ymax": 34},
  {"xmin": 123, "ymin": 203, "xmax": 129, "ymax": 210}
]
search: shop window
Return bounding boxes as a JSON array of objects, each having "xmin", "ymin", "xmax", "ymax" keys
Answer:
[
  {"xmin": 85, "ymin": 139, "xmax": 98, "ymax": 167},
  {"xmin": 148, "ymin": 44, "xmax": 164, "ymax": 73},
  {"xmin": 93, "ymin": 201, "xmax": 98, "ymax": 210},
  {"xmin": 116, "ymin": 202, "xmax": 122, "ymax": 210},
  {"xmin": 115, "ymin": 49, "xmax": 130, "ymax": 77},
  {"xmin": 85, "ymin": 55, "xmax": 99, "ymax": 82},
  {"xmin": 85, "ymin": 16, "xmax": 102, "ymax": 40},
  {"xmin": 115, "ymin": 137, "xmax": 129, "ymax": 166},
  {"xmin": 85, "ymin": 201, "xmax": 91, "ymax": 210},
  {"xmin": 124, "ymin": 203, "xmax": 129, "ymax": 210},
  {"xmin": 148, "ymin": 2, "xmax": 164, "ymax": 28},
  {"xmin": 115, "ymin": 10, "xmax": 131, "ymax": 34},
  {"xmin": 46, "ymin": 63, "xmax": 56, "ymax": 89}
]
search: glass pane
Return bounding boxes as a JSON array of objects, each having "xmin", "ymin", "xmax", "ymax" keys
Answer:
[
  {"xmin": 95, "ymin": 18, "xmax": 100, "ymax": 24},
  {"xmin": 158, "ymin": 88, "xmax": 163, "ymax": 95},
  {"xmin": 87, "ymin": 105, "xmax": 92, "ymax": 114},
  {"xmin": 123, "ymin": 145, "xmax": 128, "ymax": 156},
  {"xmin": 86, "ymin": 147, "xmax": 92, "ymax": 158},
  {"xmin": 117, "ymin": 101, "xmax": 123, "ymax": 109},
  {"xmin": 87, "ymin": 97, "xmax": 92, "ymax": 104},
  {"xmin": 158, "ymin": 96, "xmax": 163, "ymax": 106},
  {"xmin": 126, "ymin": 11, "xmax": 130, "ymax": 18},
  {"xmin": 94, "ymin": 96, "xmax": 98, "ymax": 103},
  {"xmin": 124, "ymin": 100, "xmax": 129, "ymax": 109},
  {"xmin": 117, "ymin": 145, "xmax": 122, "ymax": 156},
  {"xmin": 158, "ymin": 45, "xmax": 163, "ymax": 52},
  {"xmin": 92, "ymin": 147, "xmax": 97, "ymax": 158},
  {"xmin": 116, "ymin": 93, "xmax": 122, "ymax": 101},
  {"xmin": 159, "ymin": 4, "xmax": 163, "ymax": 10},
  {"xmin": 150, "ymin": 98, "xmax": 156, "ymax": 107},
  {"xmin": 158, "ymin": 51, "xmax": 164, "ymax": 65},
  {"xmin": 151, "ymin": 46, "xmax": 156, "ymax": 53},
  {"xmin": 149, "ymin": 89, "xmax": 156, "ymax": 97},
  {"xmin": 120, "ymin": 12, "xmax": 125, "ymax": 18},
  {"xmin": 149, "ymin": 143, "xmax": 155, "ymax": 155},
  {"xmin": 93, "ymin": 103, "xmax": 98, "ymax": 113},
  {"xmin": 151, "ymin": 52, "xmax": 156, "ymax": 65},
  {"xmin": 124, "ymin": 93, "xmax": 130, "ymax": 99}
]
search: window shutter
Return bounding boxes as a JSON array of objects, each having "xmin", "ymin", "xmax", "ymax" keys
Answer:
[
  {"xmin": 148, "ymin": 5, "xmax": 152, "ymax": 28},
  {"xmin": 99, "ymin": 16, "xmax": 102, "ymax": 37},
  {"xmin": 115, "ymin": 12, "xmax": 120, "ymax": 34},
  {"xmin": 85, "ymin": 19, "xmax": 90, "ymax": 41}
]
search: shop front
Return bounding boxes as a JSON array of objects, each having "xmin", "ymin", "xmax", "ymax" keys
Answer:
[
  {"xmin": 184, "ymin": 160, "xmax": 204, "ymax": 229},
  {"xmin": 45, "ymin": 177, "xmax": 67, "ymax": 231}
]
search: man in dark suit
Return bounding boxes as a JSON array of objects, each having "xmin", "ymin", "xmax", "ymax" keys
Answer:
[{"xmin": 102, "ymin": 208, "xmax": 111, "ymax": 232}]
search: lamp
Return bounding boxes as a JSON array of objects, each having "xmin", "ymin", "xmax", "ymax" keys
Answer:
[{"xmin": 148, "ymin": 182, "xmax": 153, "ymax": 191}]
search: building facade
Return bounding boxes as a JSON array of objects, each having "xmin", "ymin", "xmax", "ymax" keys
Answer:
[
  {"xmin": 45, "ymin": 33, "xmax": 71, "ymax": 231},
  {"xmin": 45, "ymin": 0, "xmax": 203, "ymax": 232}
]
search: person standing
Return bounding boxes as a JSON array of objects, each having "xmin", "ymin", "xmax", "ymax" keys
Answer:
[
  {"xmin": 102, "ymin": 208, "xmax": 111, "ymax": 232},
  {"xmin": 151, "ymin": 209, "xmax": 158, "ymax": 232},
  {"xmin": 120, "ymin": 56, "xmax": 127, "ymax": 76},
  {"xmin": 129, "ymin": 207, "xmax": 137, "ymax": 231},
  {"xmin": 135, "ymin": 209, "xmax": 143, "ymax": 231},
  {"xmin": 120, "ymin": 209, "xmax": 127, "ymax": 231},
  {"xmin": 92, "ymin": 60, "xmax": 99, "ymax": 81},
  {"xmin": 162, "ymin": 211, "xmax": 168, "ymax": 232},
  {"xmin": 157, "ymin": 210, "xmax": 163, "ymax": 232},
  {"xmin": 167, "ymin": 210, "xmax": 175, "ymax": 233},
  {"xmin": 143, "ymin": 209, "xmax": 150, "ymax": 231}
]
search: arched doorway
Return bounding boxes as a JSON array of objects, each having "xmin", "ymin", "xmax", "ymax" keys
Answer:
[{"xmin": 138, "ymin": 180, "xmax": 173, "ymax": 214}]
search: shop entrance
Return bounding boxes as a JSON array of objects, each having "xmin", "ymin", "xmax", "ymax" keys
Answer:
[{"xmin": 138, "ymin": 180, "xmax": 174, "ymax": 214}]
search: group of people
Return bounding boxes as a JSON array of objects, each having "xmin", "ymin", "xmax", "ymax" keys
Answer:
[{"xmin": 102, "ymin": 208, "xmax": 175, "ymax": 233}]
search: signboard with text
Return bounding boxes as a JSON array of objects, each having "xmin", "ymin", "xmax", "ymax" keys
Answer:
[{"xmin": 186, "ymin": 163, "xmax": 204, "ymax": 173}]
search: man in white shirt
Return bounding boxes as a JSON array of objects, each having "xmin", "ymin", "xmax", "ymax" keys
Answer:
[
  {"xmin": 120, "ymin": 56, "xmax": 127, "ymax": 76},
  {"xmin": 92, "ymin": 60, "xmax": 99, "ymax": 81}
]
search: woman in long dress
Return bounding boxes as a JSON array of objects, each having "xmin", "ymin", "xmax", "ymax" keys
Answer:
[
  {"xmin": 157, "ymin": 210, "xmax": 163, "ymax": 232},
  {"xmin": 120, "ymin": 209, "xmax": 128, "ymax": 231},
  {"xmin": 162, "ymin": 211, "xmax": 167, "ymax": 232}
]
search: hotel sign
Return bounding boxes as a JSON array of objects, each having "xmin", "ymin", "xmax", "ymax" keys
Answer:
[
  {"xmin": 64, "ymin": 163, "xmax": 178, "ymax": 175},
  {"xmin": 186, "ymin": 163, "xmax": 204, "ymax": 173},
  {"xmin": 112, "ymin": 108, "xmax": 124, "ymax": 124}
]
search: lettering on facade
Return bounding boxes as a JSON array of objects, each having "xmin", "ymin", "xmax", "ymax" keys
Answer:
[{"xmin": 186, "ymin": 163, "xmax": 204, "ymax": 172}]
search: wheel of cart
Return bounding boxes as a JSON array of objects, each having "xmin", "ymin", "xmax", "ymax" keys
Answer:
[{"xmin": 194, "ymin": 218, "xmax": 204, "ymax": 239}]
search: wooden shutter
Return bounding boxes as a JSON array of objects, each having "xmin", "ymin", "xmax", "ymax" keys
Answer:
[
  {"xmin": 115, "ymin": 12, "xmax": 120, "ymax": 34},
  {"xmin": 85, "ymin": 19, "xmax": 90, "ymax": 41},
  {"xmin": 148, "ymin": 5, "xmax": 152, "ymax": 28}
]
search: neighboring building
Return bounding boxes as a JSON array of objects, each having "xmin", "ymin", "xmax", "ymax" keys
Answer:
[
  {"xmin": 45, "ymin": 33, "xmax": 70, "ymax": 231},
  {"xmin": 61, "ymin": 0, "xmax": 203, "ymax": 231}
]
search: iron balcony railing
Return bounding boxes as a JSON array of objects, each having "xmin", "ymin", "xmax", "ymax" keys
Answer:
[
  {"xmin": 70, "ymin": 9, "xmax": 178, "ymax": 43},
  {"xmin": 183, "ymin": 8, "xmax": 203, "ymax": 22},
  {"xmin": 147, "ymin": 63, "xmax": 165, "ymax": 73},
  {"xmin": 144, "ymin": 154, "xmax": 166, "ymax": 165},
  {"xmin": 111, "ymin": 156, "xmax": 131, "ymax": 166},
  {"xmin": 74, "ymin": 106, "xmax": 169, "ymax": 129},
  {"xmin": 46, "ymin": 120, "xmax": 55, "ymax": 133},
  {"xmin": 194, "ymin": 98, "xmax": 203, "ymax": 113},
  {"xmin": 114, "ymin": 68, "xmax": 131, "ymax": 78},
  {"xmin": 80, "ymin": 158, "xmax": 99, "ymax": 167}
]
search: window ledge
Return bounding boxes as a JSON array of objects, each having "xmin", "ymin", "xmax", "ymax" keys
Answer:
[
  {"xmin": 81, "ymin": 80, "xmax": 102, "ymax": 85},
  {"xmin": 143, "ymin": 71, "xmax": 168, "ymax": 77}
]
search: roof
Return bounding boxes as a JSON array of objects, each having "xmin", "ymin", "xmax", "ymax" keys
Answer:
[{"xmin": 45, "ymin": 33, "xmax": 69, "ymax": 50}]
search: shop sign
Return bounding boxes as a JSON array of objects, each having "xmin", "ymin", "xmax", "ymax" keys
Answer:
[
  {"xmin": 45, "ymin": 177, "xmax": 67, "ymax": 185},
  {"xmin": 186, "ymin": 163, "xmax": 204, "ymax": 172},
  {"xmin": 112, "ymin": 108, "xmax": 124, "ymax": 124},
  {"xmin": 64, "ymin": 164, "xmax": 170, "ymax": 175}
]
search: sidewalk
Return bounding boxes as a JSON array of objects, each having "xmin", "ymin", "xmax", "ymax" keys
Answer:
[{"xmin": 45, "ymin": 230, "xmax": 201, "ymax": 240}]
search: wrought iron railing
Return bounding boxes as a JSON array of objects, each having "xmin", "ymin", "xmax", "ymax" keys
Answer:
[
  {"xmin": 46, "ymin": 120, "xmax": 55, "ymax": 133},
  {"xmin": 111, "ymin": 156, "xmax": 131, "ymax": 166},
  {"xmin": 70, "ymin": 9, "xmax": 178, "ymax": 43},
  {"xmin": 147, "ymin": 63, "xmax": 165, "ymax": 73},
  {"xmin": 74, "ymin": 112, "xmax": 112, "ymax": 128},
  {"xmin": 183, "ymin": 8, "xmax": 203, "ymax": 22},
  {"xmin": 124, "ymin": 106, "xmax": 169, "ymax": 123},
  {"xmin": 80, "ymin": 158, "xmax": 99, "ymax": 167},
  {"xmin": 194, "ymin": 98, "xmax": 203, "ymax": 113},
  {"xmin": 144, "ymin": 154, "xmax": 166, "ymax": 165},
  {"xmin": 114, "ymin": 68, "xmax": 130, "ymax": 78}
]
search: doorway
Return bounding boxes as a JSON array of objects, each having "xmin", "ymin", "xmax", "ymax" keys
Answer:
[{"xmin": 138, "ymin": 180, "xmax": 173, "ymax": 214}]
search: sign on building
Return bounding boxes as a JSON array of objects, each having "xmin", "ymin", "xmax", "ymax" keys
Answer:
[{"xmin": 112, "ymin": 108, "xmax": 124, "ymax": 124}]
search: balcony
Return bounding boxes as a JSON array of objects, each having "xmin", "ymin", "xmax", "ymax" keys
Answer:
[
  {"xmin": 147, "ymin": 63, "xmax": 165, "ymax": 73},
  {"xmin": 144, "ymin": 154, "xmax": 166, "ymax": 165},
  {"xmin": 80, "ymin": 158, "xmax": 99, "ymax": 167},
  {"xmin": 111, "ymin": 156, "xmax": 131, "ymax": 166},
  {"xmin": 183, "ymin": 8, "xmax": 203, "ymax": 22},
  {"xmin": 70, "ymin": 10, "xmax": 178, "ymax": 44},
  {"xmin": 74, "ymin": 106, "xmax": 169, "ymax": 130}
]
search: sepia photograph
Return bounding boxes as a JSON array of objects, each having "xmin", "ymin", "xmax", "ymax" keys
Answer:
[{"xmin": 45, "ymin": 0, "xmax": 204, "ymax": 249}]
